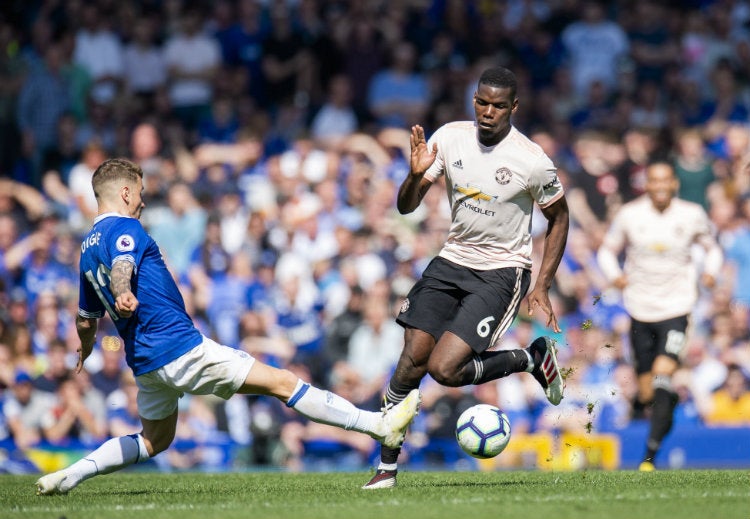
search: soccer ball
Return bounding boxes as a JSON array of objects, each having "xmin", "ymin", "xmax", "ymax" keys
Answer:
[{"xmin": 455, "ymin": 404, "xmax": 511, "ymax": 459}]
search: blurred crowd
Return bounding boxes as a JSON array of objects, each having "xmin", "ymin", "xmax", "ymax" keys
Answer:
[{"xmin": 1, "ymin": 0, "xmax": 750, "ymax": 472}]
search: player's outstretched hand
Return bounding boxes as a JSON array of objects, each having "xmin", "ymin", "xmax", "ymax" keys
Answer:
[
  {"xmin": 115, "ymin": 291, "xmax": 139, "ymax": 318},
  {"xmin": 527, "ymin": 288, "xmax": 560, "ymax": 333},
  {"xmin": 409, "ymin": 125, "xmax": 437, "ymax": 176}
]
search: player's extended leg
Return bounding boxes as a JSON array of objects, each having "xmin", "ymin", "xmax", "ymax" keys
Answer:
[
  {"xmin": 36, "ymin": 412, "xmax": 177, "ymax": 495},
  {"xmin": 362, "ymin": 327, "xmax": 434, "ymax": 490},
  {"xmin": 239, "ymin": 361, "xmax": 420, "ymax": 449},
  {"xmin": 640, "ymin": 354, "xmax": 679, "ymax": 471},
  {"xmin": 428, "ymin": 333, "xmax": 563, "ymax": 405}
]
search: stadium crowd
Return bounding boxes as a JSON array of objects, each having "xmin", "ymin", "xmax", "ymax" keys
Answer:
[{"xmin": 1, "ymin": 0, "xmax": 750, "ymax": 472}]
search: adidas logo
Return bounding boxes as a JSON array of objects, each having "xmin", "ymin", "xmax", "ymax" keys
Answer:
[{"xmin": 452, "ymin": 159, "xmax": 463, "ymax": 169}]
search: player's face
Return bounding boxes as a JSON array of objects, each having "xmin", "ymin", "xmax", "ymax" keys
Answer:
[
  {"xmin": 473, "ymin": 83, "xmax": 517, "ymax": 146},
  {"xmin": 128, "ymin": 178, "xmax": 145, "ymax": 219},
  {"xmin": 645, "ymin": 163, "xmax": 678, "ymax": 211}
]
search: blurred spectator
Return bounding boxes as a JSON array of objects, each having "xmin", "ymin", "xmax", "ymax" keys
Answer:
[
  {"xmin": 671, "ymin": 128, "xmax": 717, "ymax": 210},
  {"xmin": 122, "ymin": 13, "xmax": 167, "ymax": 119},
  {"xmin": 16, "ymin": 40, "xmax": 70, "ymax": 188},
  {"xmin": 704, "ymin": 364, "xmax": 750, "ymax": 426},
  {"xmin": 41, "ymin": 113, "xmax": 81, "ymax": 186},
  {"xmin": 260, "ymin": 3, "xmax": 312, "ymax": 112},
  {"xmin": 74, "ymin": 97, "xmax": 117, "ymax": 154},
  {"xmin": 566, "ymin": 131, "xmax": 621, "ymax": 245},
  {"xmin": 66, "ymin": 140, "xmax": 107, "ymax": 231},
  {"xmin": 206, "ymin": 250, "xmax": 253, "ymax": 349},
  {"xmin": 197, "ymin": 97, "xmax": 239, "ymax": 144},
  {"xmin": 31, "ymin": 313, "xmax": 68, "ymax": 374},
  {"xmin": 106, "ymin": 371, "xmax": 140, "ymax": 437},
  {"xmin": 367, "ymin": 40, "xmax": 429, "ymax": 129},
  {"xmin": 72, "ymin": 4, "xmax": 124, "ymax": 105},
  {"xmin": 216, "ymin": 0, "xmax": 267, "ymax": 103},
  {"xmin": 42, "ymin": 373, "xmax": 107, "ymax": 445},
  {"xmin": 615, "ymin": 127, "xmax": 660, "ymax": 203},
  {"xmin": 270, "ymin": 253, "xmax": 326, "ymax": 385},
  {"xmin": 420, "ymin": 385, "xmax": 480, "ymax": 466},
  {"xmin": 706, "ymin": 60, "xmax": 749, "ymax": 126},
  {"xmin": 3, "ymin": 371, "xmax": 55, "ymax": 449},
  {"xmin": 164, "ymin": 6, "xmax": 221, "ymax": 134},
  {"xmin": 626, "ymin": 2, "xmax": 680, "ymax": 84},
  {"xmin": 310, "ymin": 74, "xmax": 359, "ymax": 151},
  {"xmin": 335, "ymin": 295, "xmax": 403, "ymax": 404},
  {"xmin": 0, "ymin": 20, "xmax": 26, "ymax": 176},
  {"xmin": 323, "ymin": 285, "xmax": 364, "ymax": 367},
  {"xmin": 148, "ymin": 182, "xmax": 207, "ymax": 276},
  {"xmin": 339, "ymin": 17, "xmax": 386, "ymax": 120},
  {"xmin": 90, "ymin": 341, "xmax": 125, "ymax": 398},
  {"xmin": 560, "ymin": 1, "xmax": 629, "ymax": 98}
]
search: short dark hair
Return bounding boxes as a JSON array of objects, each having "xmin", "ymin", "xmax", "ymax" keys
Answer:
[
  {"xmin": 478, "ymin": 67, "xmax": 517, "ymax": 98},
  {"xmin": 91, "ymin": 158, "xmax": 144, "ymax": 200}
]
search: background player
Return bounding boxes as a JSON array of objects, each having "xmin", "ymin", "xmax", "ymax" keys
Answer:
[{"xmin": 597, "ymin": 161, "xmax": 723, "ymax": 471}]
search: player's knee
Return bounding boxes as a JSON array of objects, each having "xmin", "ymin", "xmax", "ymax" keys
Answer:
[
  {"xmin": 144, "ymin": 434, "xmax": 171, "ymax": 456},
  {"xmin": 427, "ymin": 361, "xmax": 462, "ymax": 387}
]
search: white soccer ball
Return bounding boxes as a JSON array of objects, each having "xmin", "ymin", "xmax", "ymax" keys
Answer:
[{"xmin": 455, "ymin": 404, "xmax": 511, "ymax": 459}]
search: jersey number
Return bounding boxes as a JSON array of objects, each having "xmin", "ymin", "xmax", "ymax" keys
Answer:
[
  {"xmin": 476, "ymin": 316, "xmax": 495, "ymax": 338},
  {"xmin": 664, "ymin": 330, "xmax": 686, "ymax": 356},
  {"xmin": 85, "ymin": 264, "xmax": 119, "ymax": 321}
]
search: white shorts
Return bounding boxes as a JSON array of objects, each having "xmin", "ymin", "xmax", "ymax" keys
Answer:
[{"xmin": 135, "ymin": 336, "xmax": 255, "ymax": 420}]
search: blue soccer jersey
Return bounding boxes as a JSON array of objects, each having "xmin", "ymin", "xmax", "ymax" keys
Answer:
[{"xmin": 78, "ymin": 213, "xmax": 202, "ymax": 376}]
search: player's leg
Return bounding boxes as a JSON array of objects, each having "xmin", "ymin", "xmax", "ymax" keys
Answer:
[
  {"xmin": 36, "ymin": 396, "xmax": 178, "ymax": 495},
  {"xmin": 362, "ymin": 327, "xmax": 434, "ymax": 489},
  {"xmin": 425, "ymin": 265, "xmax": 562, "ymax": 403},
  {"xmin": 630, "ymin": 318, "xmax": 658, "ymax": 420},
  {"xmin": 640, "ymin": 318, "xmax": 686, "ymax": 470},
  {"xmin": 238, "ymin": 359, "xmax": 420, "ymax": 448},
  {"xmin": 365, "ymin": 259, "xmax": 468, "ymax": 489}
]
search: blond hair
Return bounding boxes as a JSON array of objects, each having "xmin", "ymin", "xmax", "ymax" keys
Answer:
[{"xmin": 91, "ymin": 158, "xmax": 143, "ymax": 200}]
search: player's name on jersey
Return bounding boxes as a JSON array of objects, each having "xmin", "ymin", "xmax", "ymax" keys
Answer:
[{"xmin": 81, "ymin": 232, "xmax": 102, "ymax": 253}]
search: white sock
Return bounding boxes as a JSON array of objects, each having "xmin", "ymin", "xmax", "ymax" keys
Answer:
[
  {"xmin": 66, "ymin": 434, "xmax": 150, "ymax": 485},
  {"xmin": 523, "ymin": 349, "xmax": 534, "ymax": 372},
  {"xmin": 377, "ymin": 462, "xmax": 398, "ymax": 471},
  {"xmin": 287, "ymin": 379, "xmax": 382, "ymax": 437}
]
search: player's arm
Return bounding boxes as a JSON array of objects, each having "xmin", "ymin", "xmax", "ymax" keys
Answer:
[
  {"xmin": 111, "ymin": 259, "xmax": 139, "ymax": 318},
  {"xmin": 397, "ymin": 125, "xmax": 436, "ymax": 214},
  {"xmin": 596, "ymin": 213, "xmax": 628, "ymax": 289},
  {"xmin": 75, "ymin": 314, "xmax": 97, "ymax": 374},
  {"xmin": 696, "ymin": 224, "xmax": 723, "ymax": 289},
  {"xmin": 527, "ymin": 196, "xmax": 570, "ymax": 332}
]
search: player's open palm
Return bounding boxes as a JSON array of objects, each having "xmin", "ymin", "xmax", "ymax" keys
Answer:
[{"xmin": 410, "ymin": 125, "xmax": 437, "ymax": 175}]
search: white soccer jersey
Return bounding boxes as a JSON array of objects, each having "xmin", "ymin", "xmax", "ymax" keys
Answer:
[
  {"xmin": 597, "ymin": 196, "xmax": 723, "ymax": 322},
  {"xmin": 424, "ymin": 122, "xmax": 563, "ymax": 270}
]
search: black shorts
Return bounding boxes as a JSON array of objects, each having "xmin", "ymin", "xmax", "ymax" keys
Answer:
[
  {"xmin": 396, "ymin": 256, "xmax": 531, "ymax": 354},
  {"xmin": 629, "ymin": 315, "xmax": 689, "ymax": 375}
]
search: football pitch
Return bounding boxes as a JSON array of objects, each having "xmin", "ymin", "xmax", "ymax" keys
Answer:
[{"xmin": 2, "ymin": 470, "xmax": 748, "ymax": 519}]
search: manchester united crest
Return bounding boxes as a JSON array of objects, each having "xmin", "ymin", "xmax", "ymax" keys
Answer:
[{"xmin": 495, "ymin": 167, "xmax": 513, "ymax": 185}]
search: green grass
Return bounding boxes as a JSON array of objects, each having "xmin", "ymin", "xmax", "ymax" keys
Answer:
[{"xmin": 2, "ymin": 470, "xmax": 748, "ymax": 519}]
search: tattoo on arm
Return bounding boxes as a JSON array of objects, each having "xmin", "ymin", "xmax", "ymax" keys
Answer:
[{"xmin": 110, "ymin": 260, "xmax": 134, "ymax": 297}]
